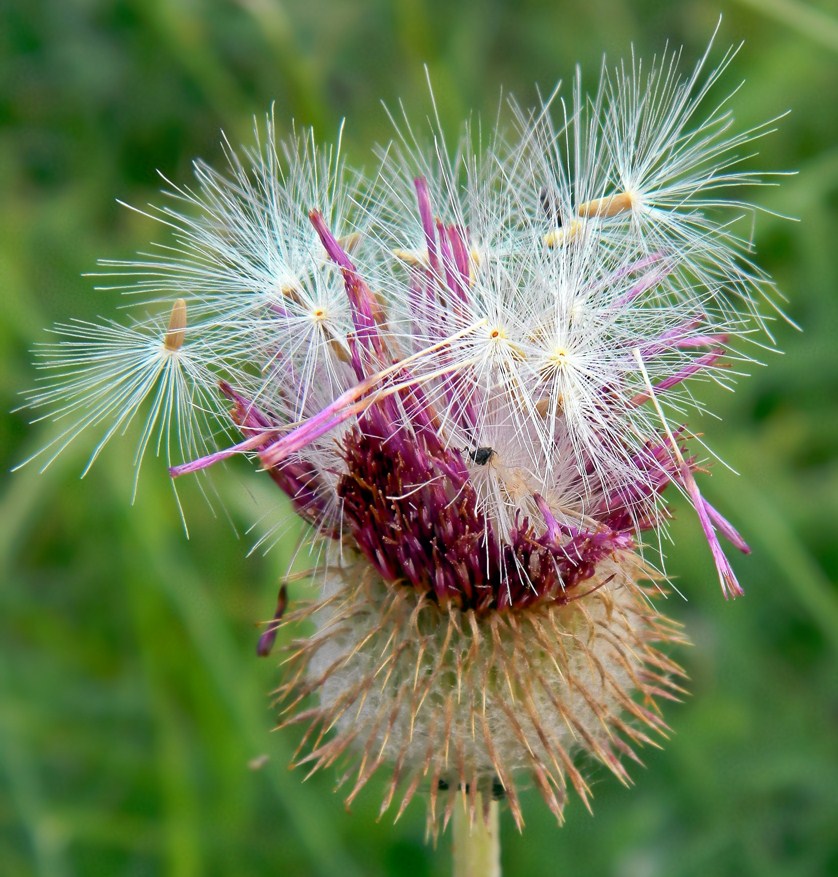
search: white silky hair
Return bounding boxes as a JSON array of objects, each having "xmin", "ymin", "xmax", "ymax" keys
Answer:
[{"xmin": 17, "ymin": 34, "xmax": 783, "ymax": 558}]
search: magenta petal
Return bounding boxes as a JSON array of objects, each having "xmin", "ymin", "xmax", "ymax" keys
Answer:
[{"xmin": 681, "ymin": 463, "xmax": 745, "ymax": 599}]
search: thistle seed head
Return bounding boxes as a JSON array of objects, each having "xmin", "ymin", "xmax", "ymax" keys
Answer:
[{"xmin": 17, "ymin": 30, "xmax": 788, "ymax": 831}]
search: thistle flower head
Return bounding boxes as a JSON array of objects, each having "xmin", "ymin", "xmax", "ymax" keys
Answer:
[{"xmin": 18, "ymin": 34, "xmax": 786, "ymax": 833}]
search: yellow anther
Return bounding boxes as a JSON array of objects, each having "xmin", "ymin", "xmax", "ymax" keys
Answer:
[
  {"xmin": 392, "ymin": 248, "xmax": 429, "ymax": 267},
  {"xmin": 328, "ymin": 338, "xmax": 352, "ymax": 364},
  {"xmin": 576, "ymin": 190, "xmax": 635, "ymax": 219},
  {"xmin": 279, "ymin": 282, "xmax": 302, "ymax": 304},
  {"xmin": 467, "ymin": 248, "xmax": 483, "ymax": 286},
  {"xmin": 163, "ymin": 298, "xmax": 187, "ymax": 352},
  {"xmin": 319, "ymin": 233, "xmax": 361, "ymax": 264},
  {"xmin": 337, "ymin": 232, "xmax": 361, "ymax": 254},
  {"xmin": 543, "ymin": 219, "xmax": 585, "ymax": 248},
  {"xmin": 536, "ymin": 395, "xmax": 564, "ymax": 417}
]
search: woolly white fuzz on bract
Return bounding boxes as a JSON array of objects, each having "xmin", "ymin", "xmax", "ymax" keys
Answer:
[{"xmin": 282, "ymin": 552, "xmax": 686, "ymax": 833}]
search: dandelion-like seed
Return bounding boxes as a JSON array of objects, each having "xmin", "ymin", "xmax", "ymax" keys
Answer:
[{"xmin": 19, "ymin": 30, "xmax": 789, "ymax": 860}]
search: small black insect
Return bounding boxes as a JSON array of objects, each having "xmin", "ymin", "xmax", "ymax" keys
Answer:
[
  {"xmin": 539, "ymin": 186, "xmax": 562, "ymax": 227},
  {"xmin": 468, "ymin": 446, "xmax": 495, "ymax": 466}
]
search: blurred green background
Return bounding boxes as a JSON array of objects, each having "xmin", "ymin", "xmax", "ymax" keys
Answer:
[{"xmin": 2, "ymin": 1, "xmax": 837, "ymax": 875}]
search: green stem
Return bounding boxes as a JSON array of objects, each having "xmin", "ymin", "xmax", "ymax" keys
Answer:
[{"xmin": 452, "ymin": 794, "xmax": 501, "ymax": 877}]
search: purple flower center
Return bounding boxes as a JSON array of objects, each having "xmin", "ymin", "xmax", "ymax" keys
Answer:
[{"xmin": 338, "ymin": 399, "xmax": 632, "ymax": 612}]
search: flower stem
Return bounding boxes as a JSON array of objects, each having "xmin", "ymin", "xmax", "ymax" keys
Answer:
[{"xmin": 452, "ymin": 794, "xmax": 501, "ymax": 877}]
